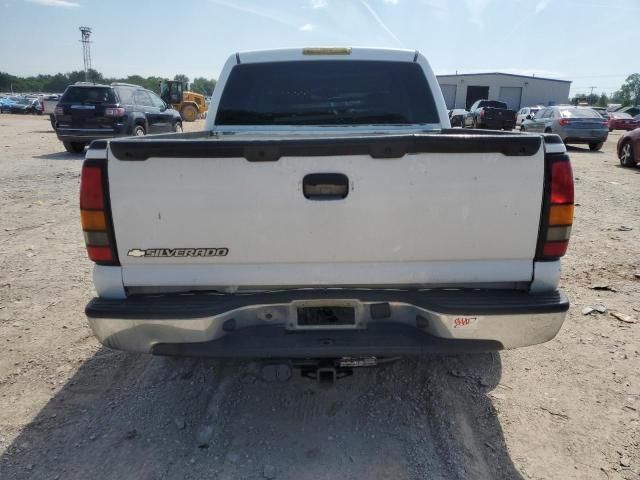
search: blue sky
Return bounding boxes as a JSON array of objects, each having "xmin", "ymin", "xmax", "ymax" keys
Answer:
[{"xmin": 2, "ymin": 0, "xmax": 637, "ymax": 97}]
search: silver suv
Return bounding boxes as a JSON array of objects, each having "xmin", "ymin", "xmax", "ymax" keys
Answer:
[{"xmin": 522, "ymin": 106, "xmax": 608, "ymax": 151}]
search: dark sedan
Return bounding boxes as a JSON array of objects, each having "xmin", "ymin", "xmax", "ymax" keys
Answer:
[{"xmin": 617, "ymin": 127, "xmax": 640, "ymax": 167}]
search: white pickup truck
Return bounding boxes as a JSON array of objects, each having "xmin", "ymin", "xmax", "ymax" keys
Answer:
[{"xmin": 81, "ymin": 48, "xmax": 573, "ymax": 366}]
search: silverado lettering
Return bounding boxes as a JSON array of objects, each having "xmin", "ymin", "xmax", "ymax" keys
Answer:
[{"xmin": 127, "ymin": 248, "xmax": 228, "ymax": 258}]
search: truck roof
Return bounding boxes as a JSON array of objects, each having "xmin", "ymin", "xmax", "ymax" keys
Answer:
[{"xmin": 236, "ymin": 47, "xmax": 419, "ymax": 64}]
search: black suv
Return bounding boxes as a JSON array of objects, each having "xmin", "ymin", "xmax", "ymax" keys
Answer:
[{"xmin": 55, "ymin": 82, "xmax": 183, "ymax": 153}]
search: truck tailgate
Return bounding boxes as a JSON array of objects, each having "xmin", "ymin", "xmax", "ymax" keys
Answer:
[{"xmin": 104, "ymin": 133, "xmax": 544, "ymax": 289}]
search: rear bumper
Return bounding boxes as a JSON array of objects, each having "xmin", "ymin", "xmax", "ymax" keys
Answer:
[
  {"xmin": 86, "ymin": 289, "xmax": 569, "ymax": 357},
  {"xmin": 481, "ymin": 120, "xmax": 516, "ymax": 130},
  {"xmin": 560, "ymin": 129, "xmax": 608, "ymax": 144},
  {"xmin": 56, "ymin": 127, "xmax": 128, "ymax": 143}
]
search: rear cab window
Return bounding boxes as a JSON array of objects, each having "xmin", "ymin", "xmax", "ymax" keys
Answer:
[
  {"xmin": 215, "ymin": 60, "xmax": 439, "ymax": 126},
  {"xmin": 60, "ymin": 86, "xmax": 117, "ymax": 105}
]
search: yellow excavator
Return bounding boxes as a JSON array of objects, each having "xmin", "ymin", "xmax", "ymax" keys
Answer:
[{"xmin": 159, "ymin": 80, "xmax": 207, "ymax": 122}]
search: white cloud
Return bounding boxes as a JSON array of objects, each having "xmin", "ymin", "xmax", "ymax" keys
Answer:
[
  {"xmin": 299, "ymin": 23, "xmax": 315, "ymax": 31},
  {"xmin": 25, "ymin": 0, "xmax": 79, "ymax": 7},
  {"xmin": 383, "ymin": 0, "xmax": 399, "ymax": 4},
  {"xmin": 535, "ymin": 0, "xmax": 552, "ymax": 14},
  {"xmin": 310, "ymin": 0, "xmax": 327, "ymax": 8}
]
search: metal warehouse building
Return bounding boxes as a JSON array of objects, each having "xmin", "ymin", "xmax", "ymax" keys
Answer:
[{"xmin": 436, "ymin": 73, "xmax": 571, "ymax": 111}]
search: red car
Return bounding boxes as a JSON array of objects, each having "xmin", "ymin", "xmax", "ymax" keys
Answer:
[
  {"xmin": 608, "ymin": 112, "xmax": 638, "ymax": 131},
  {"xmin": 617, "ymin": 127, "xmax": 640, "ymax": 167}
]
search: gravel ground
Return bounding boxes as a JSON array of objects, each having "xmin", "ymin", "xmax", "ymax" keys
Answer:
[{"xmin": 0, "ymin": 115, "xmax": 638, "ymax": 480}]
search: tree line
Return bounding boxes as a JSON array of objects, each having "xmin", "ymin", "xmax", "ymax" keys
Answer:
[
  {"xmin": 571, "ymin": 73, "xmax": 640, "ymax": 107},
  {"xmin": 0, "ymin": 70, "xmax": 217, "ymax": 96}
]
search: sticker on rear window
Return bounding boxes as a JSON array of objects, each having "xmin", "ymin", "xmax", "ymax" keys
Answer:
[{"xmin": 127, "ymin": 248, "xmax": 228, "ymax": 258}]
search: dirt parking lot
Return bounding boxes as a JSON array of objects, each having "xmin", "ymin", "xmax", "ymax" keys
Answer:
[{"xmin": 0, "ymin": 114, "xmax": 638, "ymax": 480}]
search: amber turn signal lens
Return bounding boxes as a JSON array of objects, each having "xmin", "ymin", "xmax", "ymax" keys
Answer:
[
  {"xmin": 81, "ymin": 209, "xmax": 107, "ymax": 231},
  {"xmin": 548, "ymin": 204, "xmax": 574, "ymax": 226}
]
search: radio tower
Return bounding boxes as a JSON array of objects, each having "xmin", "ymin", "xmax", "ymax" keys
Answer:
[{"xmin": 79, "ymin": 26, "xmax": 92, "ymax": 82}]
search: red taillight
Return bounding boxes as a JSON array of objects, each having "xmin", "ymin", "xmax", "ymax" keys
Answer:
[
  {"xmin": 558, "ymin": 118, "xmax": 570, "ymax": 126},
  {"xmin": 86, "ymin": 246, "xmax": 115, "ymax": 262},
  {"xmin": 542, "ymin": 241, "xmax": 568, "ymax": 258},
  {"xmin": 105, "ymin": 107, "xmax": 125, "ymax": 117},
  {"xmin": 80, "ymin": 166, "xmax": 104, "ymax": 210},
  {"xmin": 536, "ymin": 153, "xmax": 574, "ymax": 260},
  {"xmin": 54, "ymin": 106, "xmax": 64, "ymax": 115},
  {"xmin": 550, "ymin": 160, "xmax": 574, "ymax": 204},
  {"xmin": 480, "ymin": 110, "xmax": 485, "ymax": 118},
  {"xmin": 80, "ymin": 161, "xmax": 119, "ymax": 265}
]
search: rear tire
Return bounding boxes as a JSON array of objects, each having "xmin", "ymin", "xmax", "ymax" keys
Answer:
[
  {"xmin": 49, "ymin": 116, "xmax": 56, "ymax": 130},
  {"xmin": 63, "ymin": 141, "xmax": 85, "ymax": 154},
  {"xmin": 173, "ymin": 121, "xmax": 183, "ymax": 133},
  {"xmin": 589, "ymin": 142, "xmax": 603, "ymax": 151},
  {"xmin": 180, "ymin": 105, "xmax": 198, "ymax": 122},
  {"xmin": 619, "ymin": 141, "xmax": 636, "ymax": 167},
  {"xmin": 133, "ymin": 125, "xmax": 146, "ymax": 136}
]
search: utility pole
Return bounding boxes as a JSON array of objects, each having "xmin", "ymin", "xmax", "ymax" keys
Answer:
[
  {"xmin": 79, "ymin": 26, "xmax": 92, "ymax": 82},
  {"xmin": 589, "ymin": 86, "xmax": 597, "ymax": 96}
]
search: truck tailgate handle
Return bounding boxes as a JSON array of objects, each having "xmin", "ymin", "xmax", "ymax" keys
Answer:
[{"xmin": 303, "ymin": 173, "xmax": 349, "ymax": 200}]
